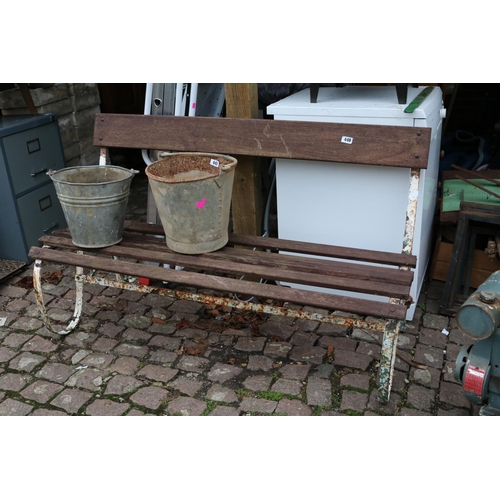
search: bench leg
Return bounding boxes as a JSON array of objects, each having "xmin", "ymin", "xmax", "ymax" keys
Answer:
[
  {"xmin": 33, "ymin": 252, "xmax": 84, "ymax": 335},
  {"xmin": 377, "ymin": 319, "xmax": 402, "ymax": 403}
]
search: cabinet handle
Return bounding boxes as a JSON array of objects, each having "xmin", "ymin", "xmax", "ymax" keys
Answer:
[
  {"xmin": 43, "ymin": 222, "xmax": 59, "ymax": 233},
  {"xmin": 31, "ymin": 168, "xmax": 48, "ymax": 177}
]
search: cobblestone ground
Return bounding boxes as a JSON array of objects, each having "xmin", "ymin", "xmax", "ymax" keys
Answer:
[{"xmin": 0, "ymin": 173, "xmax": 480, "ymax": 416}]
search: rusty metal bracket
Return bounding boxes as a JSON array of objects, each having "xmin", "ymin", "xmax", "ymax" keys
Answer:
[
  {"xmin": 33, "ymin": 249, "xmax": 84, "ymax": 335},
  {"xmin": 377, "ymin": 168, "xmax": 421, "ymax": 402}
]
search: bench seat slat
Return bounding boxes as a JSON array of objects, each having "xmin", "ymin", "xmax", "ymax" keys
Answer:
[
  {"xmin": 42, "ymin": 229, "xmax": 415, "ymax": 287},
  {"xmin": 37, "ymin": 233, "xmax": 412, "ymax": 299},
  {"xmin": 217, "ymin": 247, "xmax": 413, "ymax": 285},
  {"xmin": 114, "ymin": 229, "xmax": 414, "ymax": 286},
  {"xmin": 122, "ymin": 220, "xmax": 417, "ymax": 268},
  {"xmin": 28, "ymin": 245, "xmax": 409, "ymax": 320}
]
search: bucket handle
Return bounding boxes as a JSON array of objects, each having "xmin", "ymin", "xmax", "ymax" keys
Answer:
[{"xmin": 46, "ymin": 168, "xmax": 139, "ymax": 177}]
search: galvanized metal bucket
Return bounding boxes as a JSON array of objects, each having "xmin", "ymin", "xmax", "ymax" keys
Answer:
[
  {"xmin": 145, "ymin": 152, "xmax": 237, "ymax": 254},
  {"xmin": 48, "ymin": 165, "xmax": 135, "ymax": 248}
]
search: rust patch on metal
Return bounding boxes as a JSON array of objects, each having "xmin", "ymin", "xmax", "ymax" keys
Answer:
[
  {"xmin": 33, "ymin": 252, "xmax": 84, "ymax": 335},
  {"xmin": 402, "ymin": 169, "xmax": 420, "ymax": 257},
  {"xmin": 76, "ymin": 274, "xmax": 389, "ymax": 333}
]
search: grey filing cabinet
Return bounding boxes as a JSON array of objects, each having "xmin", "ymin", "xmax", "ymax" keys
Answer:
[{"xmin": 0, "ymin": 113, "xmax": 67, "ymax": 262}]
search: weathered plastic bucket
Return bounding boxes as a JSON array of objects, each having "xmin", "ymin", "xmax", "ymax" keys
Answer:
[
  {"xmin": 48, "ymin": 165, "xmax": 135, "ymax": 248},
  {"xmin": 145, "ymin": 152, "xmax": 237, "ymax": 254}
]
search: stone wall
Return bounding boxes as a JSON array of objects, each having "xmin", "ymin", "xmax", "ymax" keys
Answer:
[{"xmin": 0, "ymin": 83, "xmax": 101, "ymax": 166}]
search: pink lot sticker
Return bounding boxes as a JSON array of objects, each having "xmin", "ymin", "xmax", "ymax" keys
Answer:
[{"xmin": 196, "ymin": 198, "xmax": 207, "ymax": 209}]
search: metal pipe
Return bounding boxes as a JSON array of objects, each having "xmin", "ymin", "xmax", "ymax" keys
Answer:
[
  {"xmin": 141, "ymin": 83, "xmax": 154, "ymax": 167},
  {"xmin": 174, "ymin": 83, "xmax": 184, "ymax": 116},
  {"xmin": 188, "ymin": 83, "xmax": 198, "ymax": 117}
]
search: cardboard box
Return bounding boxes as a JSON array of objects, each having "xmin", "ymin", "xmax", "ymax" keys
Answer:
[{"xmin": 430, "ymin": 240, "xmax": 500, "ymax": 288}]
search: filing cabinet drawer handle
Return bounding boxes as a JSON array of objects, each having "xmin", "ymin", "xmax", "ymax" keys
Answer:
[
  {"xmin": 31, "ymin": 167, "xmax": 48, "ymax": 177},
  {"xmin": 43, "ymin": 222, "xmax": 59, "ymax": 233}
]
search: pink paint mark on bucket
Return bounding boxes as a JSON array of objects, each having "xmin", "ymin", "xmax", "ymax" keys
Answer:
[{"xmin": 196, "ymin": 198, "xmax": 207, "ymax": 209}]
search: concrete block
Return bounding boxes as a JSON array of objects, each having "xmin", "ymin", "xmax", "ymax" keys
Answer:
[
  {"xmin": 73, "ymin": 105, "xmax": 100, "ymax": 137},
  {"xmin": 77, "ymin": 149, "xmax": 100, "ymax": 166},
  {"xmin": 79, "ymin": 136, "xmax": 96, "ymax": 152},
  {"xmin": 0, "ymin": 83, "xmax": 69, "ymax": 109},
  {"xmin": 71, "ymin": 92, "xmax": 101, "ymax": 112},
  {"xmin": 58, "ymin": 124, "xmax": 79, "ymax": 149},
  {"xmin": 63, "ymin": 142, "xmax": 81, "ymax": 163},
  {"xmin": 1, "ymin": 97, "xmax": 74, "ymax": 117},
  {"xmin": 68, "ymin": 83, "xmax": 99, "ymax": 96}
]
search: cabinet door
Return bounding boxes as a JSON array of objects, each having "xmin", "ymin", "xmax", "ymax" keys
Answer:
[
  {"xmin": 16, "ymin": 183, "xmax": 67, "ymax": 254},
  {"xmin": 3, "ymin": 122, "xmax": 65, "ymax": 196}
]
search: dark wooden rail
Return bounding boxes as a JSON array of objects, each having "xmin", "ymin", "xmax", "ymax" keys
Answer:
[{"xmin": 93, "ymin": 113, "xmax": 431, "ymax": 169}]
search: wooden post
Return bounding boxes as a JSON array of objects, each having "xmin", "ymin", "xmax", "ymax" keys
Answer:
[{"xmin": 224, "ymin": 84, "xmax": 262, "ymax": 236}]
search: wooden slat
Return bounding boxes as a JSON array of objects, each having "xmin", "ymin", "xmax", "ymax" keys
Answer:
[
  {"xmin": 215, "ymin": 247, "xmax": 414, "ymax": 286},
  {"xmin": 28, "ymin": 245, "xmax": 409, "ymax": 320},
  {"xmin": 93, "ymin": 113, "xmax": 431, "ymax": 169},
  {"xmin": 37, "ymin": 234, "xmax": 412, "ymax": 299},
  {"xmin": 227, "ymin": 234, "xmax": 417, "ymax": 268},
  {"xmin": 122, "ymin": 220, "xmax": 417, "ymax": 268},
  {"xmin": 43, "ymin": 230, "xmax": 413, "ymax": 286}
]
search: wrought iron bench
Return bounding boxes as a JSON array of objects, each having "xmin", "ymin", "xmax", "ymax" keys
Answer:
[{"xmin": 28, "ymin": 113, "xmax": 431, "ymax": 403}]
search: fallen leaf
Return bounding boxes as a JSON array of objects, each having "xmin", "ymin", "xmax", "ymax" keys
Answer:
[
  {"xmin": 14, "ymin": 276, "xmax": 33, "ymax": 289},
  {"xmin": 182, "ymin": 338, "xmax": 209, "ymax": 356},
  {"xmin": 191, "ymin": 319, "xmax": 212, "ymax": 331},
  {"xmin": 152, "ymin": 317, "xmax": 167, "ymax": 324},
  {"xmin": 327, "ymin": 345, "xmax": 335, "ymax": 357},
  {"xmin": 251, "ymin": 324, "xmax": 261, "ymax": 337},
  {"xmin": 184, "ymin": 347, "xmax": 200, "ymax": 355},
  {"xmin": 43, "ymin": 270, "xmax": 63, "ymax": 284},
  {"xmin": 176, "ymin": 318, "xmax": 191, "ymax": 330},
  {"xmin": 207, "ymin": 308, "xmax": 222, "ymax": 317},
  {"xmin": 115, "ymin": 298, "xmax": 128, "ymax": 310},
  {"xmin": 233, "ymin": 314, "xmax": 245, "ymax": 324}
]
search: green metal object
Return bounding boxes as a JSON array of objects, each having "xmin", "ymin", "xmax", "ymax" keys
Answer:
[
  {"xmin": 455, "ymin": 271, "xmax": 500, "ymax": 415},
  {"xmin": 442, "ymin": 178, "xmax": 500, "ymax": 212},
  {"xmin": 457, "ymin": 270, "xmax": 500, "ymax": 340},
  {"xmin": 404, "ymin": 87, "xmax": 434, "ymax": 113}
]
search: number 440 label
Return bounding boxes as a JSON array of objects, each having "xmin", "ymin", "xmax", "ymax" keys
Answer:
[{"xmin": 341, "ymin": 136, "xmax": 353, "ymax": 144}]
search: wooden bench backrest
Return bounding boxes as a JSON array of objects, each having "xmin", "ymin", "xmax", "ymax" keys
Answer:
[{"xmin": 93, "ymin": 113, "xmax": 431, "ymax": 169}]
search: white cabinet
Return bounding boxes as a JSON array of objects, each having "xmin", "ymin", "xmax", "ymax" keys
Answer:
[{"xmin": 267, "ymin": 86, "xmax": 445, "ymax": 320}]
